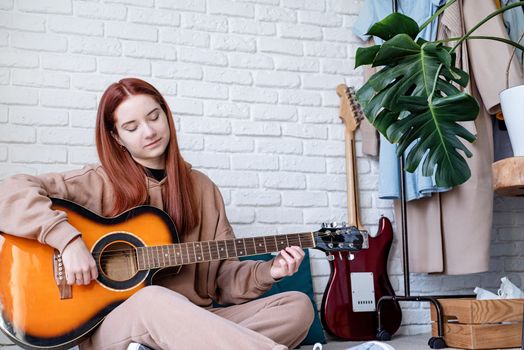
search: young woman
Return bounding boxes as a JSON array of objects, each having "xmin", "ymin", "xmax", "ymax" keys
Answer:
[{"xmin": 0, "ymin": 78, "xmax": 314, "ymax": 350}]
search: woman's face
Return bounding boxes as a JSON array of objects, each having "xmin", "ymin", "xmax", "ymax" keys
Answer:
[{"xmin": 112, "ymin": 94, "xmax": 171, "ymax": 169}]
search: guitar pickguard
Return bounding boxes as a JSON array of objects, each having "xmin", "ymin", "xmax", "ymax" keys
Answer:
[{"xmin": 350, "ymin": 272, "xmax": 376, "ymax": 312}]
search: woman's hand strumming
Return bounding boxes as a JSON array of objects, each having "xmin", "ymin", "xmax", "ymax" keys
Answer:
[{"xmin": 61, "ymin": 236, "xmax": 99, "ymax": 285}]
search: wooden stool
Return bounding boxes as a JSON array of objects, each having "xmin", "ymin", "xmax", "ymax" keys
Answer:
[{"xmin": 492, "ymin": 157, "xmax": 524, "ymax": 196}]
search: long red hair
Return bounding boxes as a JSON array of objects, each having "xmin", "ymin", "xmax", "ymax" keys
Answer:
[{"xmin": 95, "ymin": 78, "xmax": 198, "ymax": 235}]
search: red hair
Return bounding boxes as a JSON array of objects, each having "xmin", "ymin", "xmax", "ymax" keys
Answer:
[{"xmin": 95, "ymin": 77, "xmax": 198, "ymax": 235}]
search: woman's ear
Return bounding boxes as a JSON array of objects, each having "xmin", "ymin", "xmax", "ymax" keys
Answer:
[{"xmin": 110, "ymin": 131, "xmax": 123, "ymax": 146}]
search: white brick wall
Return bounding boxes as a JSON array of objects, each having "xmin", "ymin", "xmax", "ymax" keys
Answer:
[{"xmin": 1, "ymin": 0, "xmax": 524, "ymax": 346}]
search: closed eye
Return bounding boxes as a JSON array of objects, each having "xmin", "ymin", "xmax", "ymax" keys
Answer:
[
  {"xmin": 149, "ymin": 113, "xmax": 160, "ymax": 121},
  {"xmin": 122, "ymin": 122, "xmax": 137, "ymax": 132}
]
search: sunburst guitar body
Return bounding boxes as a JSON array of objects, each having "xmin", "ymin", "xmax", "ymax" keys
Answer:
[{"xmin": 0, "ymin": 198, "xmax": 177, "ymax": 350}]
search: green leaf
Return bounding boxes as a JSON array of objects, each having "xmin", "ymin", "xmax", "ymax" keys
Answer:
[
  {"xmin": 372, "ymin": 34, "xmax": 421, "ymax": 66},
  {"xmin": 356, "ymin": 35, "xmax": 479, "ymax": 188},
  {"xmin": 424, "ymin": 42, "xmax": 452, "ymax": 68},
  {"xmin": 388, "ymin": 93, "xmax": 479, "ymax": 187},
  {"xmin": 355, "ymin": 45, "xmax": 381, "ymax": 68},
  {"xmin": 366, "ymin": 13, "xmax": 420, "ymax": 41}
]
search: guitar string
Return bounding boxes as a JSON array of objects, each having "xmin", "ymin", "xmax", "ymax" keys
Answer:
[
  {"xmin": 87, "ymin": 233, "xmax": 335, "ymax": 257},
  {"xmin": 83, "ymin": 233, "xmax": 350, "ymax": 275},
  {"xmin": 92, "ymin": 243, "xmax": 332, "ymax": 274},
  {"xmin": 93, "ymin": 239, "xmax": 349, "ymax": 262},
  {"xmin": 94, "ymin": 240, "xmax": 316, "ymax": 263},
  {"xmin": 92, "ymin": 241, "xmax": 313, "ymax": 274},
  {"xmin": 94, "ymin": 237, "xmax": 313, "ymax": 262},
  {"xmin": 90, "ymin": 230, "xmax": 360, "ymax": 263},
  {"xmin": 86, "ymin": 246, "xmax": 361, "ymax": 276}
]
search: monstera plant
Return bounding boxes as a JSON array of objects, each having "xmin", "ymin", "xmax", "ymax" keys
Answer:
[{"xmin": 355, "ymin": 0, "xmax": 524, "ymax": 188}]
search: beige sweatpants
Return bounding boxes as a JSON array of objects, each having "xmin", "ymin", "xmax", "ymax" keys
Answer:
[{"xmin": 80, "ymin": 286, "xmax": 314, "ymax": 350}]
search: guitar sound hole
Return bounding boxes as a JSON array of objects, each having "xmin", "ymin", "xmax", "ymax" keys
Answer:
[{"xmin": 99, "ymin": 241, "xmax": 138, "ymax": 282}]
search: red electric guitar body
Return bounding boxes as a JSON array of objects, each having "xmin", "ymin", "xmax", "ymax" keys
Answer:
[
  {"xmin": 320, "ymin": 216, "xmax": 401, "ymax": 339},
  {"xmin": 320, "ymin": 85, "xmax": 402, "ymax": 340}
]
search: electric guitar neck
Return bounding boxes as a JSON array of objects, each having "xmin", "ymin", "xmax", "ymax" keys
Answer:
[{"xmin": 337, "ymin": 84, "xmax": 365, "ymax": 231}]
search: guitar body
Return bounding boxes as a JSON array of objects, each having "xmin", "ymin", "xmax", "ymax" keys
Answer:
[
  {"xmin": 320, "ymin": 216, "xmax": 402, "ymax": 340},
  {"xmin": 0, "ymin": 198, "xmax": 178, "ymax": 350}
]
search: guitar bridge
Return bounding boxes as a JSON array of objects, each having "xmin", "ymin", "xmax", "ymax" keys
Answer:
[{"xmin": 53, "ymin": 250, "xmax": 72, "ymax": 300}]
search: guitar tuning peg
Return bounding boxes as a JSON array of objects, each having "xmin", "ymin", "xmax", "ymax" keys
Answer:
[
  {"xmin": 348, "ymin": 253, "xmax": 355, "ymax": 261},
  {"xmin": 326, "ymin": 254, "xmax": 334, "ymax": 261}
]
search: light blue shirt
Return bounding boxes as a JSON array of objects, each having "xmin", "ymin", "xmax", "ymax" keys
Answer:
[
  {"xmin": 501, "ymin": 0, "xmax": 524, "ymax": 72},
  {"xmin": 353, "ymin": 0, "xmax": 449, "ymax": 201}
]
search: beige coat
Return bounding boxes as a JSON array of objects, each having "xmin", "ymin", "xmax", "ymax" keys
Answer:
[{"xmin": 394, "ymin": 0, "xmax": 522, "ymax": 274}]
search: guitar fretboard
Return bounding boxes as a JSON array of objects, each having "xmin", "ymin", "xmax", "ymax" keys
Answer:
[{"xmin": 135, "ymin": 232, "xmax": 315, "ymax": 270}]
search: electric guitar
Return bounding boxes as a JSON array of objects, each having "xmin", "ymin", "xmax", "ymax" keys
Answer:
[
  {"xmin": 320, "ymin": 84, "xmax": 402, "ymax": 340},
  {"xmin": 0, "ymin": 197, "xmax": 367, "ymax": 350}
]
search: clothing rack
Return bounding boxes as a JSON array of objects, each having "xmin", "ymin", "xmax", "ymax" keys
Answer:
[
  {"xmin": 375, "ymin": 157, "xmax": 462, "ymax": 349},
  {"xmin": 373, "ymin": 1, "xmax": 473, "ymax": 349}
]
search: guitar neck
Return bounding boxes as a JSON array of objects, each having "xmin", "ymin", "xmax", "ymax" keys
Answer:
[
  {"xmin": 344, "ymin": 128, "xmax": 362, "ymax": 229},
  {"xmin": 336, "ymin": 84, "xmax": 363, "ymax": 230},
  {"xmin": 136, "ymin": 232, "xmax": 315, "ymax": 270}
]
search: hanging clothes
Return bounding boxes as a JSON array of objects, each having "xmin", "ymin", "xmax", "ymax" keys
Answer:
[
  {"xmin": 360, "ymin": 39, "xmax": 380, "ymax": 158},
  {"xmin": 500, "ymin": 0, "xmax": 524, "ymax": 71},
  {"xmin": 353, "ymin": 0, "xmax": 450, "ymax": 201},
  {"xmin": 394, "ymin": 0, "xmax": 523, "ymax": 274}
]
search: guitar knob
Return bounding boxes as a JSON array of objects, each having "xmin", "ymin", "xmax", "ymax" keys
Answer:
[
  {"xmin": 326, "ymin": 254, "xmax": 335, "ymax": 261},
  {"xmin": 347, "ymin": 253, "xmax": 355, "ymax": 261}
]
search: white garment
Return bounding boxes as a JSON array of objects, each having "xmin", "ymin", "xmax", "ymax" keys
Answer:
[{"xmin": 347, "ymin": 341, "xmax": 396, "ymax": 350}]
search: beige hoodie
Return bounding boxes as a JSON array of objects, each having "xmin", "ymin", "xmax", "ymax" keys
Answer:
[{"xmin": 0, "ymin": 164, "xmax": 276, "ymax": 306}]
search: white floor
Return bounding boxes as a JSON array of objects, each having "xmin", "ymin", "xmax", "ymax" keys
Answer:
[
  {"xmin": 1, "ymin": 333, "xmax": 521, "ymax": 350},
  {"xmin": 300, "ymin": 333, "xmax": 521, "ymax": 350}
]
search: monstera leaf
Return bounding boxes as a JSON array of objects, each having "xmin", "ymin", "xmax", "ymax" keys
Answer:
[{"xmin": 355, "ymin": 13, "xmax": 479, "ymax": 188}]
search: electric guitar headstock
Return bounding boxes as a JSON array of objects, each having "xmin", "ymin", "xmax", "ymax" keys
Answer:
[
  {"xmin": 336, "ymin": 84, "xmax": 363, "ymax": 133},
  {"xmin": 313, "ymin": 222, "xmax": 369, "ymax": 253}
]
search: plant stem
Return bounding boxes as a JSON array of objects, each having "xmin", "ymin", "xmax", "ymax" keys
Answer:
[
  {"xmin": 433, "ymin": 36, "xmax": 464, "ymax": 44},
  {"xmin": 419, "ymin": 0, "xmax": 457, "ymax": 32},
  {"xmin": 468, "ymin": 35, "xmax": 524, "ymax": 53},
  {"xmin": 436, "ymin": 35, "xmax": 524, "ymax": 51},
  {"xmin": 435, "ymin": 35, "xmax": 524, "ymax": 51},
  {"xmin": 451, "ymin": 1, "xmax": 524, "ymax": 52}
]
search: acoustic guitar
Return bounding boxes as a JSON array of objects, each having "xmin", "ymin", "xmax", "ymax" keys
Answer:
[
  {"xmin": 0, "ymin": 197, "xmax": 367, "ymax": 350},
  {"xmin": 320, "ymin": 84, "xmax": 402, "ymax": 340}
]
